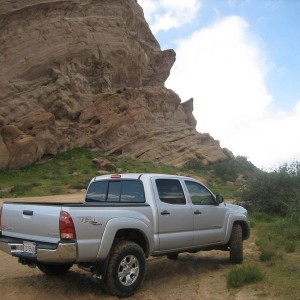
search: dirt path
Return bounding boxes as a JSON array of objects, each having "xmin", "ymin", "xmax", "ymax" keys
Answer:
[{"xmin": 0, "ymin": 194, "xmax": 273, "ymax": 300}]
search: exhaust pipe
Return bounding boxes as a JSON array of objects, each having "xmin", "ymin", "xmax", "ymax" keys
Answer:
[
  {"xmin": 18, "ymin": 258, "xmax": 36, "ymax": 268},
  {"xmin": 19, "ymin": 258, "xmax": 27, "ymax": 265},
  {"xmin": 78, "ymin": 264, "xmax": 95, "ymax": 273}
]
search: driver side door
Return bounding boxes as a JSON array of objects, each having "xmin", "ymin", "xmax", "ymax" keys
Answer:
[{"xmin": 184, "ymin": 180, "xmax": 228, "ymax": 246}]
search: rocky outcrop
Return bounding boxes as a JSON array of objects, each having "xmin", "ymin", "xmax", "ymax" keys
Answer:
[{"xmin": 0, "ymin": 0, "xmax": 232, "ymax": 170}]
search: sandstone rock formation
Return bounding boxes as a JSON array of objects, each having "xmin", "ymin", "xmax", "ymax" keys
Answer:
[{"xmin": 0, "ymin": 0, "xmax": 232, "ymax": 170}]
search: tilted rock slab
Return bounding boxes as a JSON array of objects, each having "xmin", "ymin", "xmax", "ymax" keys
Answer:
[{"xmin": 0, "ymin": 0, "xmax": 232, "ymax": 170}]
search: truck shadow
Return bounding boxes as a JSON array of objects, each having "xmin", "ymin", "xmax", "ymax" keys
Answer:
[
  {"xmin": 145, "ymin": 252, "xmax": 230, "ymax": 281},
  {"xmin": 4, "ymin": 252, "xmax": 231, "ymax": 299}
]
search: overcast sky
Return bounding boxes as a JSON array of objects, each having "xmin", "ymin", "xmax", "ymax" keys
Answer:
[{"xmin": 139, "ymin": 0, "xmax": 300, "ymax": 170}]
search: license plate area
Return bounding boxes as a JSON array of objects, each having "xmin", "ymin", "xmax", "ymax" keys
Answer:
[{"xmin": 23, "ymin": 241, "xmax": 36, "ymax": 255}]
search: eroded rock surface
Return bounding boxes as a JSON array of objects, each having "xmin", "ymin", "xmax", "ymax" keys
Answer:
[{"xmin": 0, "ymin": 0, "xmax": 232, "ymax": 169}]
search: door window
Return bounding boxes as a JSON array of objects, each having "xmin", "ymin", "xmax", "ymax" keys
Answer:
[
  {"xmin": 185, "ymin": 181, "xmax": 215, "ymax": 205},
  {"xmin": 156, "ymin": 179, "xmax": 186, "ymax": 205}
]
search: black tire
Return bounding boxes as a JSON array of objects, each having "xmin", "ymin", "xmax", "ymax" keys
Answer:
[
  {"xmin": 37, "ymin": 262, "xmax": 72, "ymax": 275},
  {"xmin": 229, "ymin": 224, "xmax": 243, "ymax": 264},
  {"xmin": 167, "ymin": 253, "xmax": 179, "ymax": 260},
  {"xmin": 103, "ymin": 240, "xmax": 146, "ymax": 298}
]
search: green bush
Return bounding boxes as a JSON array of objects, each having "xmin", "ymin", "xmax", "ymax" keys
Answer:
[
  {"xmin": 259, "ymin": 249, "xmax": 277, "ymax": 262},
  {"xmin": 211, "ymin": 156, "xmax": 257, "ymax": 183},
  {"xmin": 227, "ymin": 265, "xmax": 264, "ymax": 288},
  {"xmin": 184, "ymin": 158, "xmax": 206, "ymax": 171},
  {"xmin": 285, "ymin": 241, "xmax": 296, "ymax": 253},
  {"xmin": 242, "ymin": 161, "xmax": 300, "ymax": 218},
  {"xmin": 0, "ymin": 191, "xmax": 11, "ymax": 198}
]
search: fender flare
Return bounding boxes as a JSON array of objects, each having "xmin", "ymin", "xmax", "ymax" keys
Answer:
[
  {"xmin": 95, "ymin": 217, "xmax": 153, "ymax": 260},
  {"xmin": 224, "ymin": 213, "xmax": 250, "ymax": 243}
]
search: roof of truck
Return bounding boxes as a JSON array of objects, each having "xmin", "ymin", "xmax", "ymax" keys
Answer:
[{"xmin": 92, "ymin": 173, "xmax": 195, "ymax": 181}]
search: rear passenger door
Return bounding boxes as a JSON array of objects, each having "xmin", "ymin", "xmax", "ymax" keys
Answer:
[{"xmin": 153, "ymin": 178, "xmax": 194, "ymax": 251}]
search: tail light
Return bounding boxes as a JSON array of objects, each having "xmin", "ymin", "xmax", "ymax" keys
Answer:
[
  {"xmin": 0, "ymin": 206, "xmax": 2, "ymax": 232},
  {"xmin": 59, "ymin": 211, "xmax": 76, "ymax": 239}
]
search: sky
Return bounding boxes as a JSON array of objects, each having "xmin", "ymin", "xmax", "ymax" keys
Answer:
[{"xmin": 138, "ymin": 0, "xmax": 300, "ymax": 170}]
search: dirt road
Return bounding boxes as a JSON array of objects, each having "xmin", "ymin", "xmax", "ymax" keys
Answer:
[{"xmin": 0, "ymin": 194, "xmax": 272, "ymax": 300}]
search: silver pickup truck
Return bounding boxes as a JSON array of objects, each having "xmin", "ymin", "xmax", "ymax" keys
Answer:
[{"xmin": 0, "ymin": 173, "xmax": 250, "ymax": 297}]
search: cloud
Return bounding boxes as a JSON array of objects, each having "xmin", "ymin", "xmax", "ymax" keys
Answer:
[
  {"xmin": 139, "ymin": 0, "xmax": 202, "ymax": 34},
  {"xmin": 165, "ymin": 16, "xmax": 300, "ymax": 169}
]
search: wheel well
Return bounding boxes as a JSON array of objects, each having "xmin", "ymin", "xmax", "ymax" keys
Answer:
[
  {"xmin": 114, "ymin": 229, "xmax": 150, "ymax": 257},
  {"xmin": 233, "ymin": 221, "xmax": 250, "ymax": 240}
]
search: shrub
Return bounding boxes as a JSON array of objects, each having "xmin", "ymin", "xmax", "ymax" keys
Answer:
[
  {"xmin": 212, "ymin": 156, "xmax": 258, "ymax": 183},
  {"xmin": 184, "ymin": 158, "xmax": 206, "ymax": 171},
  {"xmin": 242, "ymin": 161, "xmax": 300, "ymax": 217},
  {"xmin": 0, "ymin": 191, "xmax": 10, "ymax": 198},
  {"xmin": 285, "ymin": 241, "xmax": 296, "ymax": 253},
  {"xmin": 259, "ymin": 249, "xmax": 276, "ymax": 262},
  {"xmin": 227, "ymin": 265, "xmax": 264, "ymax": 288},
  {"xmin": 69, "ymin": 182, "xmax": 87, "ymax": 190}
]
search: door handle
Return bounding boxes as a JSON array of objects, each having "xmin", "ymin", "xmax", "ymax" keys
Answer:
[
  {"xmin": 194, "ymin": 210, "xmax": 202, "ymax": 215},
  {"xmin": 23, "ymin": 210, "xmax": 33, "ymax": 216},
  {"xmin": 161, "ymin": 210, "xmax": 170, "ymax": 216}
]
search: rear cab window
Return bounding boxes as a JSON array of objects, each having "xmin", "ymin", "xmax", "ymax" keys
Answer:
[{"xmin": 86, "ymin": 180, "xmax": 145, "ymax": 203}]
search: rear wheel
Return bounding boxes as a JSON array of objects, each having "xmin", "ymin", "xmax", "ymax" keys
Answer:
[
  {"xmin": 37, "ymin": 263, "xmax": 72, "ymax": 275},
  {"xmin": 229, "ymin": 224, "xmax": 243, "ymax": 264},
  {"xmin": 102, "ymin": 240, "xmax": 146, "ymax": 298}
]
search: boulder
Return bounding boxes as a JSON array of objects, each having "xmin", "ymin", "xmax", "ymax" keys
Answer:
[{"xmin": 92, "ymin": 157, "xmax": 116, "ymax": 171}]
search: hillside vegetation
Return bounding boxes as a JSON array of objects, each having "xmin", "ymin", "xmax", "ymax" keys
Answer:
[
  {"xmin": 0, "ymin": 147, "xmax": 299, "ymax": 221},
  {"xmin": 0, "ymin": 148, "xmax": 256, "ymax": 199},
  {"xmin": 0, "ymin": 148, "xmax": 299, "ymax": 212}
]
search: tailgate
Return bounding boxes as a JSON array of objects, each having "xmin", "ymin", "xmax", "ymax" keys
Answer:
[{"xmin": 1, "ymin": 203, "xmax": 62, "ymax": 243}]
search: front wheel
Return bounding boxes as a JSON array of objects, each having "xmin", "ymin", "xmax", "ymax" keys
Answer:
[
  {"xmin": 229, "ymin": 224, "xmax": 243, "ymax": 264},
  {"xmin": 37, "ymin": 262, "xmax": 72, "ymax": 275},
  {"xmin": 103, "ymin": 240, "xmax": 146, "ymax": 298}
]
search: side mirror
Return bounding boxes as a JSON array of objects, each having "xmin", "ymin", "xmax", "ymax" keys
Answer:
[{"xmin": 215, "ymin": 195, "xmax": 224, "ymax": 204}]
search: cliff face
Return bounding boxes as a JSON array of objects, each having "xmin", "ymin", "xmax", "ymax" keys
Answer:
[{"xmin": 0, "ymin": 0, "xmax": 232, "ymax": 170}]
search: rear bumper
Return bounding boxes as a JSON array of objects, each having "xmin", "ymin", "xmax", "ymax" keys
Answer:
[{"xmin": 0, "ymin": 236, "xmax": 77, "ymax": 263}]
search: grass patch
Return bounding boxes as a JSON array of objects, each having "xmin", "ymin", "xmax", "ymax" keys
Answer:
[
  {"xmin": 251, "ymin": 212, "xmax": 278, "ymax": 223},
  {"xmin": 0, "ymin": 148, "xmax": 100, "ymax": 197},
  {"xmin": 249, "ymin": 213, "xmax": 300, "ymax": 298},
  {"xmin": 10, "ymin": 182, "xmax": 41, "ymax": 196},
  {"xmin": 227, "ymin": 265, "xmax": 264, "ymax": 288},
  {"xmin": 252, "ymin": 213, "xmax": 300, "ymax": 260}
]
